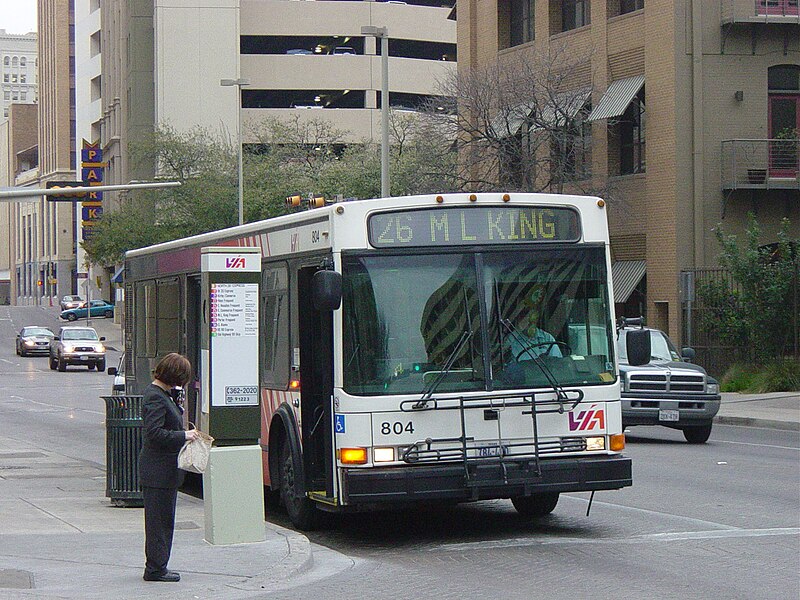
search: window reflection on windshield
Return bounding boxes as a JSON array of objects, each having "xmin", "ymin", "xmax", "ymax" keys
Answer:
[
  {"xmin": 343, "ymin": 254, "xmax": 483, "ymax": 395},
  {"xmin": 342, "ymin": 247, "xmax": 615, "ymax": 396},
  {"xmin": 62, "ymin": 329, "xmax": 99, "ymax": 341}
]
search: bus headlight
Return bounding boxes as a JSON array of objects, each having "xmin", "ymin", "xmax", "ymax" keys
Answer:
[
  {"xmin": 585, "ymin": 436, "xmax": 605, "ymax": 451},
  {"xmin": 339, "ymin": 447, "xmax": 368, "ymax": 464},
  {"xmin": 373, "ymin": 447, "xmax": 395, "ymax": 463}
]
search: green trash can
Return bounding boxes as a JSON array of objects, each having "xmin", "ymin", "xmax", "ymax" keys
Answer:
[{"xmin": 102, "ymin": 395, "xmax": 144, "ymax": 507}]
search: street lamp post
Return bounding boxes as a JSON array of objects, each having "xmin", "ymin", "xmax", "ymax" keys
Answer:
[
  {"xmin": 220, "ymin": 78, "xmax": 250, "ymax": 226},
  {"xmin": 360, "ymin": 25, "xmax": 389, "ymax": 198}
]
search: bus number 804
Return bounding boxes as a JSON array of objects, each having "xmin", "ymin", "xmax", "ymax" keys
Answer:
[{"xmin": 381, "ymin": 421, "xmax": 414, "ymax": 435}]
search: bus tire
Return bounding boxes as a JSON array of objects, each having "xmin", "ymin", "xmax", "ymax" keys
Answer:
[
  {"xmin": 279, "ymin": 438, "xmax": 320, "ymax": 531},
  {"xmin": 683, "ymin": 424, "xmax": 712, "ymax": 444},
  {"xmin": 511, "ymin": 492, "xmax": 559, "ymax": 517}
]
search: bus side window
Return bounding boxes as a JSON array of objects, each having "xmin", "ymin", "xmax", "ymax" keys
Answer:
[{"xmin": 261, "ymin": 264, "xmax": 290, "ymax": 389}]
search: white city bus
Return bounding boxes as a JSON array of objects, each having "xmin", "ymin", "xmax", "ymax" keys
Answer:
[{"xmin": 123, "ymin": 193, "xmax": 636, "ymax": 529}]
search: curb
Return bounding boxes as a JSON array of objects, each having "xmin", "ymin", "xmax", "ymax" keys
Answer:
[
  {"xmin": 227, "ymin": 527, "xmax": 314, "ymax": 592},
  {"xmin": 714, "ymin": 415, "xmax": 800, "ymax": 431}
]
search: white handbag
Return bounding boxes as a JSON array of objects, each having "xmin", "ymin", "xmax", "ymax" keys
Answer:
[{"xmin": 178, "ymin": 428, "xmax": 214, "ymax": 474}]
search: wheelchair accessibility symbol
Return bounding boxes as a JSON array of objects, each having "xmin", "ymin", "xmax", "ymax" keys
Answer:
[{"xmin": 335, "ymin": 414, "xmax": 346, "ymax": 434}]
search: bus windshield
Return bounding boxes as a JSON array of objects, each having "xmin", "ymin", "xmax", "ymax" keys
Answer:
[{"xmin": 342, "ymin": 246, "xmax": 616, "ymax": 396}]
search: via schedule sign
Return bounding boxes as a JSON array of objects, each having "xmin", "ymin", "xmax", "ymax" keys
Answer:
[{"xmin": 210, "ymin": 282, "xmax": 259, "ymax": 407}]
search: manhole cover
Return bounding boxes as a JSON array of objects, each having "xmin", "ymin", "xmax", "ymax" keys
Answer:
[{"xmin": 0, "ymin": 569, "xmax": 34, "ymax": 589}]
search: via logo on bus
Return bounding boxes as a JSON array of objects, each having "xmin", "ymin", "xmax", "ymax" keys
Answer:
[
  {"xmin": 225, "ymin": 257, "xmax": 247, "ymax": 269},
  {"xmin": 568, "ymin": 404, "xmax": 605, "ymax": 432}
]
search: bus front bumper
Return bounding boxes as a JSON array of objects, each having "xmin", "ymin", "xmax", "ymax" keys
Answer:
[{"xmin": 341, "ymin": 455, "xmax": 631, "ymax": 505}]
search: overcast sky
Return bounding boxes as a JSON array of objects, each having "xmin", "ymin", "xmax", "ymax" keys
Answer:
[{"xmin": 1, "ymin": 0, "xmax": 37, "ymax": 34}]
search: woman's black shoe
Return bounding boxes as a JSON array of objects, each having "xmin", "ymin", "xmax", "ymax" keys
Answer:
[{"xmin": 143, "ymin": 570, "xmax": 180, "ymax": 582}]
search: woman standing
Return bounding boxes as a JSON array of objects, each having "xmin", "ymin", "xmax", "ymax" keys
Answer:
[{"xmin": 139, "ymin": 353, "xmax": 199, "ymax": 583}]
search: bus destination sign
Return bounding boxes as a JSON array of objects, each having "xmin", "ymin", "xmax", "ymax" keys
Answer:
[{"xmin": 368, "ymin": 206, "xmax": 581, "ymax": 248}]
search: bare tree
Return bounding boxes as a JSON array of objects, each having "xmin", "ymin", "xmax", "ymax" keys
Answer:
[{"xmin": 419, "ymin": 43, "xmax": 609, "ymax": 197}]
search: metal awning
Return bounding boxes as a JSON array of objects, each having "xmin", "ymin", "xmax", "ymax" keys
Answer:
[
  {"xmin": 490, "ymin": 102, "xmax": 536, "ymax": 138},
  {"xmin": 111, "ymin": 266, "xmax": 124, "ymax": 284},
  {"xmin": 612, "ymin": 260, "xmax": 646, "ymax": 303},
  {"xmin": 533, "ymin": 88, "xmax": 592, "ymax": 131},
  {"xmin": 587, "ymin": 75, "xmax": 644, "ymax": 121}
]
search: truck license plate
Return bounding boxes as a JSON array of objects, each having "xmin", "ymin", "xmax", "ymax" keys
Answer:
[{"xmin": 659, "ymin": 409, "xmax": 679, "ymax": 422}]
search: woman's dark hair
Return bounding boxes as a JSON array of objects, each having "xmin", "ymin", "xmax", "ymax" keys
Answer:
[{"xmin": 153, "ymin": 353, "xmax": 192, "ymax": 387}]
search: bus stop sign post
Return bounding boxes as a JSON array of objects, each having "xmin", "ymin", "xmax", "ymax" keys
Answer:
[{"xmin": 200, "ymin": 246, "xmax": 264, "ymax": 545}]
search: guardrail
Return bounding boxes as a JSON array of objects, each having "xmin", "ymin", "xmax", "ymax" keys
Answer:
[{"xmin": 721, "ymin": 139, "xmax": 799, "ymax": 190}]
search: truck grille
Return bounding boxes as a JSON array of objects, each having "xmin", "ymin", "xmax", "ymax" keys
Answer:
[
  {"xmin": 74, "ymin": 345, "xmax": 96, "ymax": 352},
  {"xmin": 629, "ymin": 372, "xmax": 705, "ymax": 393}
]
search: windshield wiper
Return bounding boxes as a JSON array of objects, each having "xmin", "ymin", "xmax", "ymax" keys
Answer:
[
  {"xmin": 500, "ymin": 318, "xmax": 571, "ymax": 406},
  {"xmin": 413, "ymin": 328, "xmax": 474, "ymax": 410}
]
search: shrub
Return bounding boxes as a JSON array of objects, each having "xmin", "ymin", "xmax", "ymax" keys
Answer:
[{"xmin": 721, "ymin": 359, "xmax": 800, "ymax": 393}]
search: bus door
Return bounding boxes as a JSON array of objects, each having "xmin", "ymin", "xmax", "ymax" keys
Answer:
[
  {"xmin": 297, "ymin": 265, "xmax": 334, "ymax": 497},
  {"xmin": 186, "ymin": 275, "xmax": 202, "ymax": 427}
]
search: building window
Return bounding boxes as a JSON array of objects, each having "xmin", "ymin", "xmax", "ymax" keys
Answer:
[
  {"xmin": 3, "ymin": 56, "xmax": 9, "ymax": 66},
  {"xmin": 20, "ymin": 74, "xmax": 26, "ymax": 83},
  {"xmin": 767, "ymin": 65, "xmax": 799, "ymax": 178},
  {"xmin": 20, "ymin": 57, "xmax": 26, "ymax": 67},
  {"xmin": 619, "ymin": 0, "xmax": 644, "ymax": 14},
  {"xmin": 11, "ymin": 56, "xmax": 18, "ymax": 67},
  {"xmin": 618, "ymin": 89, "xmax": 645, "ymax": 174},
  {"xmin": 551, "ymin": 105, "xmax": 592, "ymax": 181},
  {"xmin": 561, "ymin": 0, "xmax": 590, "ymax": 31},
  {"xmin": 509, "ymin": 0, "xmax": 535, "ymax": 47},
  {"xmin": 3, "ymin": 74, "xmax": 8, "ymax": 82},
  {"xmin": 3, "ymin": 91, "xmax": 8, "ymax": 101}
]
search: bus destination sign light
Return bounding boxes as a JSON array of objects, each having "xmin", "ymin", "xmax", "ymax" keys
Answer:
[{"xmin": 368, "ymin": 206, "xmax": 581, "ymax": 248}]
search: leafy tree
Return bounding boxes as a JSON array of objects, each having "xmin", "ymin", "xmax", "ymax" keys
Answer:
[
  {"xmin": 697, "ymin": 215, "xmax": 799, "ymax": 363},
  {"xmin": 84, "ymin": 114, "xmax": 457, "ymax": 266},
  {"xmin": 83, "ymin": 125, "xmax": 240, "ymax": 264}
]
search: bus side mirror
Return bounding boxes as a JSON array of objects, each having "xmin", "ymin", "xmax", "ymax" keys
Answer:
[
  {"xmin": 312, "ymin": 270, "xmax": 342, "ymax": 311},
  {"xmin": 626, "ymin": 329, "xmax": 651, "ymax": 366}
]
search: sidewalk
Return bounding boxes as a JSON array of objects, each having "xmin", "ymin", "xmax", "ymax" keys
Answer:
[
  {"xmin": 717, "ymin": 391, "xmax": 800, "ymax": 431},
  {"xmin": 0, "ymin": 314, "xmax": 354, "ymax": 599}
]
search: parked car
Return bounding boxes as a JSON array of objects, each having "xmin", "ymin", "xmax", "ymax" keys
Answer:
[
  {"xmin": 286, "ymin": 48, "xmax": 313, "ymax": 55},
  {"xmin": 60, "ymin": 295, "xmax": 84, "ymax": 311},
  {"xmin": 60, "ymin": 299, "xmax": 115, "ymax": 321},
  {"xmin": 16, "ymin": 326, "xmax": 55, "ymax": 356},
  {"xmin": 616, "ymin": 317, "xmax": 720, "ymax": 444},
  {"xmin": 332, "ymin": 46, "xmax": 356, "ymax": 55},
  {"xmin": 49, "ymin": 326, "xmax": 107, "ymax": 371},
  {"xmin": 107, "ymin": 353, "xmax": 125, "ymax": 394}
]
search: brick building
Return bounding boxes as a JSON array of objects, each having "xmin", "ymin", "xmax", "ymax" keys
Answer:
[{"xmin": 456, "ymin": 0, "xmax": 799, "ymax": 343}]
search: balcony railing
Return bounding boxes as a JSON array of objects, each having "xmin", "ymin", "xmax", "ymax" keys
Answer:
[
  {"xmin": 721, "ymin": 0, "xmax": 800, "ymax": 23},
  {"xmin": 721, "ymin": 139, "xmax": 800, "ymax": 190}
]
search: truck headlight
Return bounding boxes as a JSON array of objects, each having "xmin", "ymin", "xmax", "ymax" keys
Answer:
[
  {"xmin": 63, "ymin": 344, "xmax": 75, "ymax": 353},
  {"xmin": 707, "ymin": 382, "xmax": 719, "ymax": 395}
]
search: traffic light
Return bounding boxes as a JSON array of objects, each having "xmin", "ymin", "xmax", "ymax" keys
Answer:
[{"xmin": 46, "ymin": 181, "xmax": 87, "ymax": 201}]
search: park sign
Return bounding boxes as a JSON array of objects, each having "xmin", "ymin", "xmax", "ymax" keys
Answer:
[{"xmin": 80, "ymin": 140, "xmax": 105, "ymax": 241}]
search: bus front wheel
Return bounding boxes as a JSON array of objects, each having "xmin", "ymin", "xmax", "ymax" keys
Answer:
[
  {"xmin": 511, "ymin": 492, "xmax": 559, "ymax": 517},
  {"xmin": 279, "ymin": 438, "xmax": 320, "ymax": 531}
]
